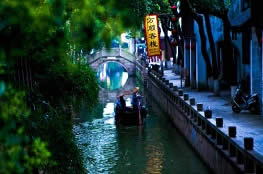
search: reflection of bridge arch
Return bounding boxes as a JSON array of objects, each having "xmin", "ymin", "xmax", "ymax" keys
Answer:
[
  {"xmin": 87, "ymin": 48, "xmax": 136, "ymax": 76},
  {"xmin": 98, "ymin": 61, "xmax": 129, "ymax": 74}
]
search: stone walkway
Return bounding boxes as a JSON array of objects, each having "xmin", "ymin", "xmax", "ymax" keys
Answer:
[{"xmin": 163, "ymin": 70, "xmax": 263, "ymax": 158}]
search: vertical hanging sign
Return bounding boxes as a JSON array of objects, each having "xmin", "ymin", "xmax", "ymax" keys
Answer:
[{"xmin": 144, "ymin": 15, "xmax": 161, "ymax": 57}]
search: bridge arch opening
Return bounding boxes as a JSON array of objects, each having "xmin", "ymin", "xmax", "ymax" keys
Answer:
[
  {"xmin": 97, "ymin": 60, "xmax": 129, "ymax": 74},
  {"xmin": 96, "ymin": 61, "xmax": 129, "ymax": 90}
]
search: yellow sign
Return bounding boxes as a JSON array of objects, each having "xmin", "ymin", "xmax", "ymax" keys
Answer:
[{"xmin": 144, "ymin": 15, "xmax": 161, "ymax": 57}]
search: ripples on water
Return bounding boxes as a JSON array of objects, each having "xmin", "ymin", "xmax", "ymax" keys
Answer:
[
  {"xmin": 74, "ymin": 61, "xmax": 211, "ymax": 173},
  {"xmin": 74, "ymin": 103, "xmax": 118, "ymax": 173},
  {"xmin": 73, "ymin": 99, "xmax": 211, "ymax": 174}
]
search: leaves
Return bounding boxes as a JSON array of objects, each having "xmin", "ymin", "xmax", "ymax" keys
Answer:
[
  {"xmin": 190, "ymin": 0, "xmax": 229, "ymax": 16},
  {"xmin": 0, "ymin": 85, "xmax": 51, "ymax": 174},
  {"xmin": 0, "ymin": 0, "xmax": 176, "ymax": 173}
]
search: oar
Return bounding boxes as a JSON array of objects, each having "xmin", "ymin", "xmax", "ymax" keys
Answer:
[{"xmin": 138, "ymin": 101, "xmax": 142, "ymax": 125}]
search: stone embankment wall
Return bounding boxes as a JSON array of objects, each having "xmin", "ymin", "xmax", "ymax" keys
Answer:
[{"xmin": 136, "ymin": 63, "xmax": 263, "ymax": 174}]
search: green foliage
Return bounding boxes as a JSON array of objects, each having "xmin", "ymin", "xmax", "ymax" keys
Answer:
[
  {"xmin": 70, "ymin": 65, "xmax": 99, "ymax": 106},
  {"xmin": 67, "ymin": 0, "xmax": 152, "ymax": 50},
  {"xmin": 0, "ymin": 0, "xmax": 168, "ymax": 173},
  {"xmin": 0, "ymin": 85, "xmax": 51, "ymax": 174},
  {"xmin": 0, "ymin": 0, "xmax": 101, "ymax": 173},
  {"xmin": 0, "ymin": 0, "xmax": 100, "ymax": 105},
  {"xmin": 25, "ymin": 104, "xmax": 86, "ymax": 174},
  {"xmin": 190, "ymin": 0, "xmax": 231, "ymax": 14},
  {"xmin": 224, "ymin": 0, "xmax": 232, "ymax": 8},
  {"xmin": 28, "ymin": 42, "xmax": 99, "ymax": 107},
  {"xmin": 129, "ymin": 0, "xmax": 171, "ymax": 19}
]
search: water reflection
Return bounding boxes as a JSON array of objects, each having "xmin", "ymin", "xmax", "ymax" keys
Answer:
[
  {"xmin": 144, "ymin": 134, "xmax": 164, "ymax": 174},
  {"xmin": 103, "ymin": 103, "xmax": 115, "ymax": 125},
  {"xmin": 97, "ymin": 62, "xmax": 128, "ymax": 90}
]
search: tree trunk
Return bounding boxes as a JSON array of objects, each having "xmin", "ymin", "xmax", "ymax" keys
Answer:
[
  {"xmin": 164, "ymin": 30, "xmax": 169, "ymax": 69},
  {"xmin": 222, "ymin": 14, "xmax": 236, "ymax": 85},
  {"xmin": 183, "ymin": 0, "xmax": 213, "ymax": 78},
  {"xmin": 204, "ymin": 14, "xmax": 218, "ymax": 79},
  {"xmin": 168, "ymin": 0, "xmax": 184, "ymax": 66},
  {"xmin": 194, "ymin": 14, "xmax": 213, "ymax": 77},
  {"xmin": 176, "ymin": 25, "xmax": 185, "ymax": 67},
  {"xmin": 167, "ymin": 35, "xmax": 177, "ymax": 65},
  {"xmin": 165, "ymin": 27, "xmax": 177, "ymax": 66},
  {"xmin": 161, "ymin": 18, "xmax": 177, "ymax": 69}
]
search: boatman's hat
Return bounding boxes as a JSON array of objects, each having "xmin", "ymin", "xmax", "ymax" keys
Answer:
[
  {"xmin": 117, "ymin": 90, "xmax": 130, "ymax": 97},
  {"xmin": 133, "ymin": 87, "xmax": 139, "ymax": 93}
]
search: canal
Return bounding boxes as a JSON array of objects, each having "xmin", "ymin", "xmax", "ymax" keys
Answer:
[{"xmin": 73, "ymin": 62, "xmax": 211, "ymax": 174}]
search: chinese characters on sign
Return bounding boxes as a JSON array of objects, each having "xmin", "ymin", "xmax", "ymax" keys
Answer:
[{"xmin": 144, "ymin": 15, "xmax": 161, "ymax": 57}]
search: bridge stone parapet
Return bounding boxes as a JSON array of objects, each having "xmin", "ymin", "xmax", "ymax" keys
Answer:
[{"xmin": 87, "ymin": 48, "xmax": 136, "ymax": 76}]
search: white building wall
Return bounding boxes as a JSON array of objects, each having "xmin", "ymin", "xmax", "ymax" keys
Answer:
[{"xmin": 250, "ymin": 28, "xmax": 262, "ymax": 113}]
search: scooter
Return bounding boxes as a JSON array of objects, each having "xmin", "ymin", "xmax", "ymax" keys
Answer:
[{"xmin": 232, "ymin": 86, "xmax": 260, "ymax": 114}]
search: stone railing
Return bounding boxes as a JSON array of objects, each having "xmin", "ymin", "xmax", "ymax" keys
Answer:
[
  {"xmin": 87, "ymin": 48, "xmax": 136, "ymax": 65},
  {"xmin": 146, "ymin": 70, "xmax": 263, "ymax": 174}
]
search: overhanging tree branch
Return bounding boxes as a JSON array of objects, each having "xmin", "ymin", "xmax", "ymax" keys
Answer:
[{"xmin": 185, "ymin": 0, "xmax": 213, "ymax": 77}]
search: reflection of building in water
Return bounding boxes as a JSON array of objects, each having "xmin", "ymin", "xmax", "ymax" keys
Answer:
[
  {"xmin": 97, "ymin": 62, "xmax": 128, "ymax": 90},
  {"xmin": 99, "ymin": 63, "xmax": 108, "ymax": 81},
  {"xmin": 106, "ymin": 76, "xmax": 110, "ymax": 87},
  {"xmin": 144, "ymin": 143, "xmax": 164, "ymax": 174},
  {"xmin": 121, "ymin": 73, "xmax": 128, "ymax": 87}
]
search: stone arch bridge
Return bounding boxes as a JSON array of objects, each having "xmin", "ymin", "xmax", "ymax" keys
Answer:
[{"xmin": 87, "ymin": 48, "xmax": 136, "ymax": 75}]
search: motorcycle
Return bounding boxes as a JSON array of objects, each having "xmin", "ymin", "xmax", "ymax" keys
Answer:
[{"xmin": 232, "ymin": 86, "xmax": 260, "ymax": 114}]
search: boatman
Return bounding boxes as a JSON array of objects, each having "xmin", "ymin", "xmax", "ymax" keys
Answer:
[
  {"xmin": 132, "ymin": 87, "xmax": 141, "ymax": 110},
  {"xmin": 116, "ymin": 93, "xmax": 126, "ymax": 110}
]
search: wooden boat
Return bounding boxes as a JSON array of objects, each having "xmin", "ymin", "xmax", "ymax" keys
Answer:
[
  {"xmin": 115, "ymin": 87, "xmax": 146, "ymax": 125},
  {"xmin": 115, "ymin": 106, "xmax": 147, "ymax": 125}
]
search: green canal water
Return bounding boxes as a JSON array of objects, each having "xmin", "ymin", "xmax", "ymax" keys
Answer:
[{"xmin": 73, "ymin": 62, "xmax": 211, "ymax": 174}]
